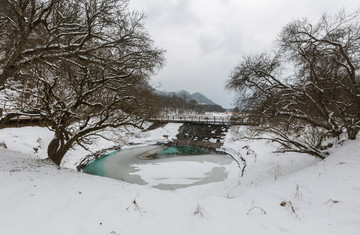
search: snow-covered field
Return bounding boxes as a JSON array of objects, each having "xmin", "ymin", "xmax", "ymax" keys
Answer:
[{"xmin": 0, "ymin": 125, "xmax": 359, "ymax": 235}]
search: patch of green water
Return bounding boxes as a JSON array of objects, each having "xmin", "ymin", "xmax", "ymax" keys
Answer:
[
  {"xmin": 84, "ymin": 150, "xmax": 121, "ymax": 176},
  {"xmin": 161, "ymin": 145, "xmax": 208, "ymax": 156}
]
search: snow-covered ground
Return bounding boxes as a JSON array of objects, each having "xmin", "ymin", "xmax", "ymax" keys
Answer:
[{"xmin": 0, "ymin": 124, "xmax": 359, "ymax": 235}]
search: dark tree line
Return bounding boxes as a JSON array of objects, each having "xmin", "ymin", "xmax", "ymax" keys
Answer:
[
  {"xmin": 0, "ymin": 0, "xmax": 164, "ymax": 165},
  {"xmin": 155, "ymin": 94, "xmax": 225, "ymax": 115},
  {"xmin": 227, "ymin": 10, "xmax": 360, "ymax": 158}
]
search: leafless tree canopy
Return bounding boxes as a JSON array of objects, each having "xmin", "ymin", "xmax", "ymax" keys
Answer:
[
  {"xmin": 0, "ymin": 0, "xmax": 163, "ymax": 86},
  {"xmin": 0, "ymin": 0, "xmax": 165, "ymax": 165},
  {"xmin": 227, "ymin": 10, "xmax": 360, "ymax": 158}
]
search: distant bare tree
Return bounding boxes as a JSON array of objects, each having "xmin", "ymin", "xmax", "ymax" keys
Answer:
[
  {"xmin": 0, "ymin": 0, "xmax": 164, "ymax": 165},
  {"xmin": 227, "ymin": 10, "xmax": 360, "ymax": 158}
]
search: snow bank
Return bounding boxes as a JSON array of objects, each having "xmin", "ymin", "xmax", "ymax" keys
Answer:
[{"xmin": 0, "ymin": 125, "xmax": 359, "ymax": 235}]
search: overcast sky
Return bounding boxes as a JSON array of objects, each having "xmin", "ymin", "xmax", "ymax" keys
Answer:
[{"xmin": 129, "ymin": 0, "xmax": 359, "ymax": 108}]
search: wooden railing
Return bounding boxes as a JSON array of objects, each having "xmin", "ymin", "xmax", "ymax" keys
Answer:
[
  {"xmin": 148, "ymin": 115, "xmax": 261, "ymax": 126},
  {"xmin": 0, "ymin": 115, "xmax": 44, "ymax": 128},
  {"xmin": 0, "ymin": 112, "xmax": 262, "ymax": 128}
]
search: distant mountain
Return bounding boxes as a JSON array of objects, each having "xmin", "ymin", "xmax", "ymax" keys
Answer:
[
  {"xmin": 157, "ymin": 90, "xmax": 217, "ymax": 106},
  {"xmin": 191, "ymin": 92, "xmax": 216, "ymax": 105}
]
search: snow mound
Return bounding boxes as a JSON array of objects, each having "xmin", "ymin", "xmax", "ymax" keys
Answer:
[{"xmin": 0, "ymin": 126, "xmax": 359, "ymax": 235}]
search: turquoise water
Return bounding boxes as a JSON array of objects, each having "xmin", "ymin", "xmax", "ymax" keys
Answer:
[
  {"xmin": 84, "ymin": 150, "xmax": 121, "ymax": 176},
  {"xmin": 84, "ymin": 146, "xmax": 209, "ymax": 175},
  {"xmin": 82, "ymin": 145, "xmax": 233, "ymax": 190},
  {"xmin": 161, "ymin": 145, "xmax": 209, "ymax": 156}
]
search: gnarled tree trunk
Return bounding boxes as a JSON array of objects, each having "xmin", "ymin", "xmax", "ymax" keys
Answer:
[
  {"xmin": 347, "ymin": 128, "xmax": 359, "ymax": 140},
  {"xmin": 47, "ymin": 138, "xmax": 72, "ymax": 166}
]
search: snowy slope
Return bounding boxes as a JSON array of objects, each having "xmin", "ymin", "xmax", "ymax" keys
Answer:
[{"xmin": 0, "ymin": 126, "xmax": 359, "ymax": 235}]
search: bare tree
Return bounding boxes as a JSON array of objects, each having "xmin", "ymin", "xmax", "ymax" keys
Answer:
[
  {"xmin": 279, "ymin": 10, "xmax": 360, "ymax": 139},
  {"xmin": 227, "ymin": 10, "xmax": 360, "ymax": 158},
  {"xmin": 1, "ymin": 0, "xmax": 164, "ymax": 165},
  {"xmin": 1, "ymin": 0, "xmax": 157, "ymax": 86}
]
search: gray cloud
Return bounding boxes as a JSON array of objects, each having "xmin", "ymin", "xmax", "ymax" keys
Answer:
[
  {"xmin": 145, "ymin": 0, "xmax": 201, "ymax": 27},
  {"xmin": 130, "ymin": 0, "xmax": 360, "ymax": 108}
]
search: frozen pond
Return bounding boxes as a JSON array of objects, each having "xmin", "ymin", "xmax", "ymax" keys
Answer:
[{"xmin": 84, "ymin": 145, "xmax": 233, "ymax": 190}]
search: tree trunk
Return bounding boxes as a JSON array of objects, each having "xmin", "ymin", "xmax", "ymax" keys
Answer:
[
  {"xmin": 347, "ymin": 128, "xmax": 359, "ymax": 140},
  {"xmin": 47, "ymin": 138, "xmax": 59, "ymax": 159},
  {"xmin": 47, "ymin": 138, "xmax": 71, "ymax": 166},
  {"xmin": 49, "ymin": 148, "xmax": 68, "ymax": 166}
]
